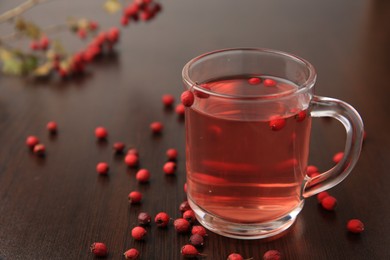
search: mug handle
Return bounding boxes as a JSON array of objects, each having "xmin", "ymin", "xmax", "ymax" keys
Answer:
[{"xmin": 302, "ymin": 96, "xmax": 364, "ymax": 198}]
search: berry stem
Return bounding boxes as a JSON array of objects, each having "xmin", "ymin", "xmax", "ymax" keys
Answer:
[{"xmin": 0, "ymin": 0, "xmax": 52, "ymax": 24}]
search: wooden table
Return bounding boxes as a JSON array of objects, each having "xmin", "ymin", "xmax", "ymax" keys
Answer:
[{"xmin": 1, "ymin": 0, "xmax": 389, "ymax": 259}]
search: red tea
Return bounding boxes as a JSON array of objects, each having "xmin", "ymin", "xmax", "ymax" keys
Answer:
[{"xmin": 186, "ymin": 76, "xmax": 312, "ymax": 223}]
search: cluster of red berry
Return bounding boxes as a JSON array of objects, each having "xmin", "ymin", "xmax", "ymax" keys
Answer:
[
  {"xmin": 30, "ymin": 35, "xmax": 50, "ymax": 50},
  {"xmin": 121, "ymin": 0, "xmax": 162, "ymax": 26}
]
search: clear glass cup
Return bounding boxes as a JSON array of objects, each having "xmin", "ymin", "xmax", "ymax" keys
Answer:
[{"xmin": 182, "ymin": 48, "xmax": 364, "ymax": 239}]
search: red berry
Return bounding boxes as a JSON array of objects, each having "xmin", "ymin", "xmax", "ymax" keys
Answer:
[
  {"xmin": 30, "ymin": 41, "xmax": 40, "ymax": 50},
  {"xmin": 26, "ymin": 135, "xmax": 39, "ymax": 148},
  {"xmin": 263, "ymin": 78, "xmax": 277, "ymax": 87},
  {"xmin": 77, "ymin": 28, "xmax": 87, "ymax": 39},
  {"xmin": 189, "ymin": 234, "xmax": 204, "ymax": 247},
  {"xmin": 150, "ymin": 121, "xmax": 163, "ymax": 134},
  {"xmin": 95, "ymin": 127, "xmax": 108, "ymax": 139},
  {"xmin": 138, "ymin": 212, "xmax": 151, "ymax": 226},
  {"xmin": 58, "ymin": 68, "xmax": 68, "ymax": 78},
  {"xmin": 191, "ymin": 225, "xmax": 207, "ymax": 237},
  {"xmin": 163, "ymin": 161, "xmax": 176, "ymax": 175},
  {"xmin": 124, "ymin": 248, "xmax": 140, "ymax": 260},
  {"xmin": 46, "ymin": 121, "xmax": 57, "ymax": 133},
  {"xmin": 113, "ymin": 142, "xmax": 125, "ymax": 153},
  {"xmin": 89, "ymin": 21, "xmax": 99, "ymax": 31},
  {"xmin": 90, "ymin": 242, "xmax": 108, "ymax": 257},
  {"xmin": 107, "ymin": 27, "xmax": 120, "ymax": 43},
  {"xmin": 174, "ymin": 218, "xmax": 191, "ymax": 233},
  {"xmin": 181, "ymin": 90, "xmax": 194, "ymax": 107},
  {"xmin": 321, "ymin": 195, "xmax": 337, "ymax": 211},
  {"xmin": 140, "ymin": 11, "xmax": 153, "ymax": 21},
  {"xmin": 162, "ymin": 94, "xmax": 175, "ymax": 107},
  {"xmin": 227, "ymin": 253, "xmax": 244, "ymax": 260},
  {"xmin": 269, "ymin": 117, "xmax": 286, "ymax": 131},
  {"xmin": 183, "ymin": 209, "xmax": 196, "ymax": 224},
  {"xmin": 175, "ymin": 104, "xmax": 185, "ymax": 116},
  {"xmin": 40, "ymin": 36, "xmax": 50, "ymax": 50},
  {"xmin": 306, "ymin": 165, "xmax": 318, "ymax": 175},
  {"xmin": 296, "ymin": 110, "xmax": 307, "ymax": 122},
  {"xmin": 194, "ymin": 84, "xmax": 211, "ymax": 99},
  {"xmin": 128, "ymin": 191, "xmax": 142, "ymax": 204},
  {"xmin": 347, "ymin": 219, "xmax": 364, "ymax": 234},
  {"xmin": 179, "ymin": 200, "xmax": 191, "ymax": 213},
  {"xmin": 263, "ymin": 250, "xmax": 281, "ymax": 260},
  {"xmin": 181, "ymin": 244, "xmax": 199, "ymax": 258},
  {"xmin": 96, "ymin": 162, "xmax": 109, "ymax": 175},
  {"xmin": 184, "ymin": 183, "xmax": 188, "ymax": 193},
  {"xmin": 136, "ymin": 169, "xmax": 150, "ymax": 183},
  {"xmin": 317, "ymin": 191, "xmax": 330, "ymax": 203},
  {"xmin": 33, "ymin": 144, "xmax": 45, "ymax": 156},
  {"xmin": 248, "ymin": 77, "xmax": 261, "ymax": 85},
  {"xmin": 127, "ymin": 148, "xmax": 139, "ymax": 156},
  {"xmin": 333, "ymin": 152, "xmax": 344, "ymax": 164},
  {"xmin": 131, "ymin": 226, "xmax": 147, "ymax": 240},
  {"xmin": 124, "ymin": 4, "xmax": 139, "ymax": 17},
  {"xmin": 124, "ymin": 154, "xmax": 139, "ymax": 167},
  {"xmin": 154, "ymin": 212, "xmax": 170, "ymax": 227},
  {"xmin": 121, "ymin": 16, "xmax": 129, "ymax": 26},
  {"xmin": 166, "ymin": 148, "xmax": 178, "ymax": 161}
]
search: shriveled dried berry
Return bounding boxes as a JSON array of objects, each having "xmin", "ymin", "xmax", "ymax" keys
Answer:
[
  {"xmin": 124, "ymin": 154, "xmax": 139, "ymax": 167},
  {"xmin": 347, "ymin": 219, "xmax": 364, "ymax": 234},
  {"xmin": 175, "ymin": 104, "xmax": 185, "ymax": 116},
  {"xmin": 189, "ymin": 234, "xmax": 204, "ymax": 247},
  {"xmin": 124, "ymin": 248, "xmax": 140, "ymax": 259},
  {"xmin": 321, "ymin": 195, "xmax": 337, "ymax": 211},
  {"xmin": 131, "ymin": 226, "xmax": 147, "ymax": 240},
  {"xmin": 248, "ymin": 77, "xmax": 261, "ymax": 85},
  {"xmin": 166, "ymin": 148, "xmax": 178, "ymax": 161},
  {"xmin": 181, "ymin": 244, "xmax": 200, "ymax": 258},
  {"xmin": 138, "ymin": 212, "xmax": 152, "ymax": 226},
  {"xmin": 174, "ymin": 218, "xmax": 191, "ymax": 233},
  {"xmin": 263, "ymin": 250, "xmax": 281, "ymax": 260},
  {"xmin": 136, "ymin": 169, "xmax": 150, "ymax": 183},
  {"xmin": 191, "ymin": 225, "xmax": 207, "ymax": 237},
  {"xmin": 128, "ymin": 191, "xmax": 142, "ymax": 204},
  {"xmin": 179, "ymin": 200, "xmax": 191, "ymax": 213},
  {"xmin": 113, "ymin": 142, "xmax": 125, "ymax": 153},
  {"xmin": 183, "ymin": 209, "xmax": 196, "ymax": 224},
  {"xmin": 96, "ymin": 162, "xmax": 109, "ymax": 175},
  {"xmin": 317, "ymin": 191, "xmax": 330, "ymax": 203},
  {"xmin": 150, "ymin": 121, "xmax": 163, "ymax": 134},
  {"xmin": 263, "ymin": 78, "xmax": 277, "ymax": 87},
  {"xmin": 269, "ymin": 117, "xmax": 286, "ymax": 131},
  {"xmin": 155, "ymin": 212, "xmax": 170, "ymax": 227},
  {"xmin": 26, "ymin": 136, "xmax": 39, "ymax": 148},
  {"xmin": 90, "ymin": 242, "xmax": 108, "ymax": 257},
  {"xmin": 162, "ymin": 94, "xmax": 175, "ymax": 107},
  {"xmin": 181, "ymin": 90, "xmax": 195, "ymax": 107},
  {"xmin": 163, "ymin": 161, "xmax": 176, "ymax": 175},
  {"xmin": 46, "ymin": 121, "xmax": 58, "ymax": 133},
  {"xmin": 33, "ymin": 144, "xmax": 46, "ymax": 156},
  {"xmin": 333, "ymin": 152, "xmax": 344, "ymax": 164},
  {"xmin": 95, "ymin": 127, "xmax": 108, "ymax": 139}
]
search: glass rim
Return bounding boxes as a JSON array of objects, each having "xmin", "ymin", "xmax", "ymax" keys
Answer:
[{"xmin": 182, "ymin": 48, "xmax": 317, "ymax": 100}]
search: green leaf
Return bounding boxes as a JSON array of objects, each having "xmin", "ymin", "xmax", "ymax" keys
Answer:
[
  {"xmin": 0, "ymin": 48, "xmax": 23, "ymax": 75},
  {"xmin": 23, "ymin": 55, "xmax": 39, "ymax": 73},
  {"xmin": 103, "ymin": 0, "xmax": 122, "ymax": 14}
]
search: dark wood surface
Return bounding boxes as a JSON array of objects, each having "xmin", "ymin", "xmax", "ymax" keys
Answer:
[{"xmin": 1, "ymin": 0, "xmax": 390, "ymax": 259}]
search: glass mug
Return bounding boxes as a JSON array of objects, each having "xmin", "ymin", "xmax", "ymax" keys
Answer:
[{"xmin": 182, "ymin": 48, "xmax": 364, "ymax": 239}]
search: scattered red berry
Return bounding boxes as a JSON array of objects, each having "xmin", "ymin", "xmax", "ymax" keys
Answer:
[
  {"xmin": 317, "ymin": 191, "xmax": 330, "ymax": 203},
  {"xmin": 333, "ymin": 152, "xmax": 344, "ymax": 164},
  {"xmin": 321, "ymin": 195, "xmax": 337, "ymax": 211},
  {"xmin": 40, "ymin": 36, "xmax": 50, "ymax": 50},
  {"xmin": 181, "ymin": 244, "xmax": 200, "ymax": 258},
  {"xmin": 347, "ymin": 219, "xmax": 364, "ymax": 234},
  {"xmin": 162, "ymin": 94, "xmax": 175, "ymax": 107},
  {"xmin": 263, "ymin": 78, "xmax": 277, "ymax": 87},
  {"xmin": 128, "ymin": 191, "xmax": 142, "ymax": 204},
  {"xmin": 30, "ymin": 41, "xmax": 40, "ymax": 50},
  {"xmin": 26, "ymin": 135, "xmax": 39, "ymax": 148},
  {"xmin": 150, "ymin": 121, "xmax": 163, "ymax": 134},
  {"xmin": 154, "ymin": 212, "xmax": 170, "ymax": 228},
  {"xmin": 96, "ymin": 162, "xmax": 109, "ymax": 175},
  {"xmin": 179, "ymin": 200, "xmax": 191, "ymax": 213},
  {"xmin": 174, "ymin": 218, "xmax": 191, "ymax": 233},
  {"xmin": 263, "ymin": 250, "xmax": 281, "ymax": 260},
  {"xmin": 124, "ymin": 154, "xmax": 139, "ymax": 167},
  {"xmin": 113, "ymin": 142, "xmax": 125, "ymax": 153},
  {"xmin": 131, "ymin": 226, "xmax": 147, "ymax": 240},
  {"xmin": 127, "ymin": 148, "xmax": 139, "ymax": 156},
  {"xmin": 46, "ymin": 121, "xmax": 58, "ymax": 133},
  {"xmin": 248, "ymin": 77, "xmax": 261, "ymax": 85},
  {"xmin": 33, "ymin": 144, "xmax": 45, "ymax": 156},
  {"xmin": 181, "ymin": 90, "xmax": 194, "ymax": 107},
  {"xmin": 138, "ymin": 212, "xmax": 152, "ymax": 226},
  {"xmin": 189, "ymin": 234, "xmax": 204, "ymax": 247},
  {"xmin": 269, "ymin": 117, "xmax": 286, "ymax": 131},
  {"xmin": 124, "ymin": 248, "xmax": 140, "ymax": 260},
  {"xmin": 90, "ymin": 242, "xmax": 108, "ymax": 257},
  {"xmin": 107, "ymin": 27, "xmax": 120, "ymax": 43},
  {"xmin": 77, "ymin": 28, "xmax": 87, "ymax": 39},
  {"xmin": 227, "ymin": 253, "xmax": 244, "ymax": 260},
  {"xmin": 183, "ymin": 209, "xmax": 196, "ymax": 224},
  {"xmin": 89, "ymin": 21, "xmax": 99, "ymax": 31},
  {"xmin": 295, "ymin": 110, "xmax": 307, "ymax": 122},
  {"xmin": 95, "ymin": 127, "xmax": 108, "ymax": 139},
  {"xmin": 175, "ymin": 104, "xmax": 185, "ymax": 116},
  {"xmin": 163, "ymin": 161, "xmax": 176, "ymax": 175},
  {"xmin": 121, "ymin": 16, "xmax": 129, "ymax": 26},
  {"xmin": 191, "ymin": 225, "xmax": 207, "ymax": 237},
  {"xmin": 136, "ymin": 168, "xmax": 150, "ymax": 183},
  {"xmin": 306, "ymin": 165, "xmax": 318, "ymax": 175},
  {"xmin": 166, "ymin": 148, "xmax": 178, "ymax": 161}
]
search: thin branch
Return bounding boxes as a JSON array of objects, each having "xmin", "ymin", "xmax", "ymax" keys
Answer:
[
  {"xmin": 0, "ymin": 23, "xmax": 68, "ymax": 42},
  {"xmin": 0, "ymin": 0, "xmax": 52, "ymax": 24}
]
